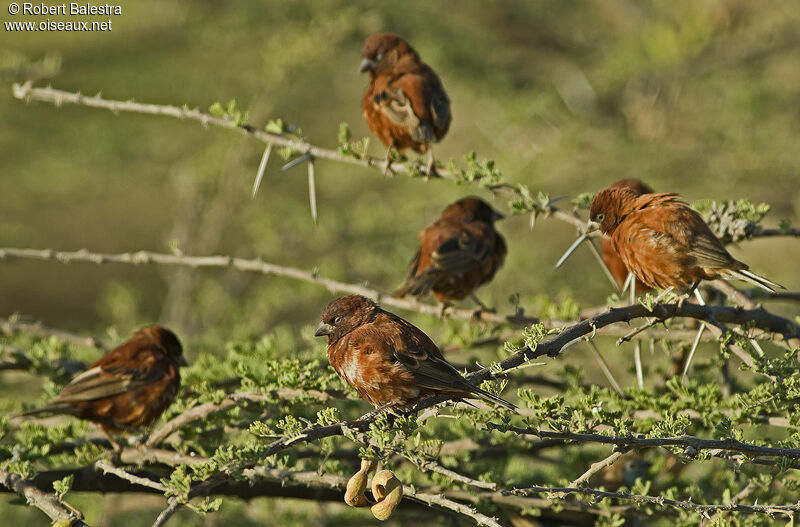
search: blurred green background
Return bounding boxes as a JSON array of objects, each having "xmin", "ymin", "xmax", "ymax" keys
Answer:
[{"xmin": 2, "ymin": 0, "xmax": 800, "ymax": 525}]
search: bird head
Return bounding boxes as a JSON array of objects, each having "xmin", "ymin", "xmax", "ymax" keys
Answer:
[
  {"xmin": 359, "ymin": 33, "xmax": 417, "ymax": 77},
  {"xmin": 138, "ymin": 325, "xmax": 187, "ymax": 366},
  {"xmin": 608, "ymin": 178, "xmax": 653, "ymax": 196},
  {"xmin": 589, "ymin": 186, "xmax": 640, "ymax": 235},
  {"xmin": 441, "ymin": 197, "xmax": 504, "ymax": 223},
  {"xmin": 315, "ymin": 295, "xmax": 378, "ymax": 343}
]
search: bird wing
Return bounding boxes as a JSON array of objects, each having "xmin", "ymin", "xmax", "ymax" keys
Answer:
[
  {"xmin": 388, "ymin": 323, "xmax": 515, "ymax": 409},
  {"xmin": 395, "ymin": 224, "xmax": 495, "ymax": 297},
  {"xmin": 660, "ymin": 207, "xmax": 737, "ymax": 269},
  {"xmin": 50, "ymin": 351, "xmax": 165, "ymax": 403},
  {"xmin": 686, "ymin": 229, "xmax": 739, "ymax": 269},
  {"xmin": 377, "ymin": 68, "xmax": 450, "ymax": 144},
  {"xmin": 376, "ymin": 85, "xmax": 435, "ymax": 144},
  {"xmin": 391, "ymin": 342, "xmax": 466, "ymax": 393}
]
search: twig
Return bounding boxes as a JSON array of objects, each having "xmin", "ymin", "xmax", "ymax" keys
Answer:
[
  {"xmin": 487, "ymin": 425, "xmax": 800, "ymax": 459},
  {"xmin": 147, "ymin": 389, "xmax": 344, "ymax": 447},
  {"xmin": 0, "ymin": 314, "xmax": 106, "ymax": 349},
  {"xmin": 0, "ymin": 246, "xmax": 532, "ymax": 326},
  {"xmin": 95, "ymin": 460, "xmax": 167, "ymax": 492},
  {"xmin": 509, "ymin": 485, "xmax": 797, "ymax": 516},
  {"xmin": 0, "ymin": 468, "xmax": 89, "ymax": 526},
  {"xmin": 569, "ymin": 450, "xmax": 624, "ymax": 488}
]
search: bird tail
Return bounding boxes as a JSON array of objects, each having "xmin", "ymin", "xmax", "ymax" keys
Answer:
[
  {"xmin": 13, "ymin": 405, "xmax": 76, "ymax": 419},
  {"xmin": 465, "ymin": 384, "xmax": 517, "ymax": 411},
  {"xmin": 392, "ymin": 277, "xmax": 435, "ymax": 299},
  {"xmin": 728, "ymin": 269, "xmax": 784, "ymax": 292}
]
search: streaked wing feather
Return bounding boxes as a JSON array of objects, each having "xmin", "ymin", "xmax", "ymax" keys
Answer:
[
  {"xmin": 687, "ymin": 232, "xmax": 736, "ymax": 269},
  {"xmin": 51, "ymin": 363, "xmax": 159, "ymax": 403}
]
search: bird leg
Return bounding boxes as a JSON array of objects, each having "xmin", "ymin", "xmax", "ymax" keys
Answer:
[
  {"xmin": 382, "ymin": 141, "xmax": 396, "ymax": 178},
  {"xmin": 470, "ymin": 294, "xmax": 495, "ymax": 315},
  {"xmin": 424, "ymin": 148, "xmax": 436, "ymax": 180},
  {"xmin": 100, "ymin": 426, "xmax": 124, "ymax": 462},
  {"xmin": 438, "ymin": 302, "xmax": 451, "ymax": 319}
]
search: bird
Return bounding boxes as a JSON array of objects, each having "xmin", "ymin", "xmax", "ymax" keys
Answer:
[
  {"xmin": 359, "ymin": 32, "xmax": 451, "ymax": 176},
  {"xmin": 588, "ymin": 186, "xmax": 782, "ymax": 293},
  {"xmin": 314, "ymin": 295, "xmax": 515, "ymax": 411},
  {"xmin": 393, "ymin": 197, "xmax": 506, "ymax": 311},
  {"xmin": 18, "ymin": 325, "xmax": 186, "ymax": 448},
  {"xmin": 600, "ymin": 179, "xmax": 653, "ymax": 294}
]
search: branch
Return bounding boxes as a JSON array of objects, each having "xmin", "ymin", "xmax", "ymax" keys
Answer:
[
  {"xmin": 487, "ymin": 425, "xmax": 800, "ymax": 460},
  {"xmin": 508, "ymin": 485, "xmax": 798, "ymax": 517},
  {"xmin": 569, "ymin": 450, "xmax": 624, "ymax": 488},
  {"xmin": 0, "ymin": 314, "xmax": 106, "ymax": 349},
  {"xmin": 0, "ymin": 246, "xmax": 536, "ymax": 326},
  {"xmin": 0, "ymin": 468, "xmax": 89, "ymax": 526},
  {"xmin": 147, "ymin": 389, "xmax": 346, "ymax": 447},
  {"xmin": 464, "ymin": 302, "xmax": 800, "ymax": 386},
  {"xmin": 15, "ymin": 83, "xmax": 800, "ymax": 245}
]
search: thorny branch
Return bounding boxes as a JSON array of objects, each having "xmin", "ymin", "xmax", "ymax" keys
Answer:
[
  {"xmin": 2, "ymin": 247, "xmax": 798, "ymax": 346},
  {"xmin": 13, "ymin": 83, "xmax": 800, "ymax": 243},
  {"xmin": 508, "ymin": 485, "xmax": 800, "ymax": 517}
]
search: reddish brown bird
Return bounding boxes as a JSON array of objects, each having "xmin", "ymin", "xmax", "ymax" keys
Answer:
[
  {"xmin": 589, "ymin": 186, "xmax": 782, "ymax": 292},
  {"xmin": 359, "ymin": 32, "xmax": 451, "ymax": 175},
  {"xmin": 315, "ymin": 295, "xmax": 514, "ymax": 411},
  {"xmin": 20, "ymin": 325, "xmax": 185, "ymax": 444},
  {"xmin": 600, "ymin": 179, "xmax": 654, "ymax": 293},
  {"xmin": 393, "ymin": 197, "xmax": 506, "ymax": 308}
]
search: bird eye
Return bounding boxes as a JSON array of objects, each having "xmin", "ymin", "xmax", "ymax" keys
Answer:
[
  {"xmin": 376, "ymin": 51, "xmax": 384, "ymax": 61},
  {"xmin": 596, "ymin": 213, "xmax": 605, "ymax": 222},
  {"xmin": 333, "ymin": 315, "xmax": 343, "ymax": 324}
]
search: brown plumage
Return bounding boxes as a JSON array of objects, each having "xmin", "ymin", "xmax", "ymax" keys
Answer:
[
  {"xmin": 20, "ymin": 325, "xmax": 185, "ymax": 438},
  {"xmin": 589, "ymin": 187, "xmax": 782, "ymax": 292},
  {"xmin": 360, "ymin": 33, "xmax": 451, "ymax": 158},
  {"xmin": 600, "ymin": 179, "xmax": 654, "ymax": 293},
  {"xmin": 314, "ymin": 295, "xmax": 514, "ymax": 410},
  {"xmin": 393, "ymin": 197, "xmax": 506, "ymax": 304}
]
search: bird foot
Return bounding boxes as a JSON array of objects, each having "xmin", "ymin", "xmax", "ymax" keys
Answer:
[
  {"xmin": 424, "ymin": 155, "xmax": 437, "ymax": 181},
  {"xmin": 382, "ymin": 158, "xmax": 394, "ymax": 178}
]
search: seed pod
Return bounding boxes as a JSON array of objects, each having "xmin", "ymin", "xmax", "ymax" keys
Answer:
[
  {"xmin": 369, "ymin": 470, "xmax": 403, "ymax": 520},
  {"xmin": 344, "ymin": 459, "xmax": 376, "ymax": 507}
]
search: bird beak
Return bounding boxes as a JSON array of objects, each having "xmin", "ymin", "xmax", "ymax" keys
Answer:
[
  {"xmin": 492, "ymin": 209, "xmax": 505, "ymax": 221},
  {"xmin": 178, "ymin": 356, "xmax": 189, "ymax": 367},
  {"xmin": 554, "ymin": 232, "xmax": 588, "ymax": 270},
  {"xmin": 314, "ymin": 322, "xmax": 334, "ymax": 337},
  {"xmin": 358, "ymin": 58, "xmax": 375, "ymax": 73},
  {"xmin": 586, "ymin": 220, "xmax": 601, "ymax": 233}
]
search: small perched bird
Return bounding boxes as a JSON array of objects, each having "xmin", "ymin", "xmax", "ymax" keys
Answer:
[
  {"xmin": 600, "ymin": 179, "xmax": 653, "ymax": 294},
  {"xmin": 314, "ymin": 295, "xmax": 515, "ymax": 411},
  {"xmin": 19, "ymin": 325, "xmax": 186, "ymax": 447},
  {"xmin": 588, "ymin": 186, "xmax": 782, "ymax": 292},
  {"xmin": 393, "ymin": 197, "xmax": 506, "ymax": 310},
  {"xmin": 359, "ymin": 32, "xmax": 451, "ymax": 175}
]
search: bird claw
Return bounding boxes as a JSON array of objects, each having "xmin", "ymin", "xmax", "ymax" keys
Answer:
[
  {"xmin": 383, "ymin": 158, "xmax": 394, "ymax": 178},
  {"xmin": 424, "ymin": 154, "xmax": 437, "ymax": 180}
]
